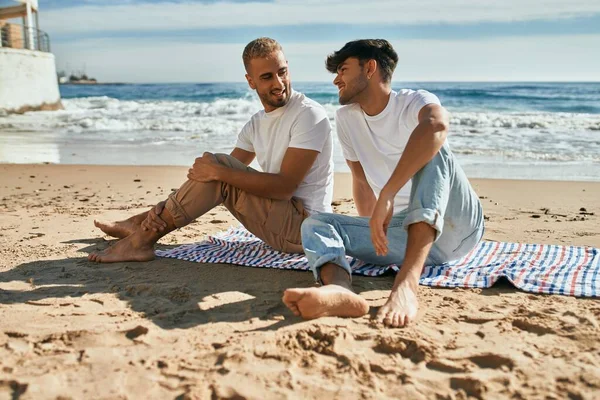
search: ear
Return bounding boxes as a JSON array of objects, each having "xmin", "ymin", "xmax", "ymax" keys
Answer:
[
  {"xmin": 245, "ymin": 73, "xmax": 256, "ymax": 90},
  {"xmin": 366, "ymin": 59, "xmax": 377, "ymax": 80}
]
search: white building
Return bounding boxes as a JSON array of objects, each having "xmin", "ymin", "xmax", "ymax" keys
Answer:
[{"xmin": 0, "ymin": 0, "xmax": 62, "ymax": 114}]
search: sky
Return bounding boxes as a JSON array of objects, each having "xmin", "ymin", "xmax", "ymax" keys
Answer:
[{"xmin": 12, "ymin": 0, "xmax": 600, "ymax": 82}]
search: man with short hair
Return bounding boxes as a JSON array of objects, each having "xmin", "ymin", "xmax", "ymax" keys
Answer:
[
  {"xmin": 283, "ymin": 39, "xmax": 484, "ymax": 327},
  {"xmin": 90, "ymin": 37, "xmax": 334, "ymax": 262}
]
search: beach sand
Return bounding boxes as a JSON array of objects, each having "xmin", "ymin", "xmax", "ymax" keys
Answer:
[{"xmin": 1, "ymin": 163, "xmax": 599, "ymax": 399}]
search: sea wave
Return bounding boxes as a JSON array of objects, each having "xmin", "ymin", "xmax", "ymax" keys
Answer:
[
  {"xmin": 452, "ymin": 148, "xmax": 600, "ymax": 163},
  {"xmin": 450, "ymin": 111, "xmax": 600, "ymax": 131},
  {"xmin": 4, "ymin": 97, "xmax": 600, "ymax": 134},
  {"xmin": 1, "ymin": 96, "xmax": 599, "ymax": 165},
  {"xmin": 0, "ymin": 97, "xmax": 263, "ymax": 135}
]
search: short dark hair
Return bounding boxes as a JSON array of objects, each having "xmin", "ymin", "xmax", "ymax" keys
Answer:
[
  {"xmin": 326, "ymin": 39, "xmax": 398, "ymax": 83},
  {"xmin": 242, "ymin": 37, "xmax": 283, "ymax": 72}
]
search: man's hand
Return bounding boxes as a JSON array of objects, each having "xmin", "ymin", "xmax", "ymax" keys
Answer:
[
  {"xmin": 187, "ymin": 152, "xmax": 223, "ymax": 183},
  {"xmin": 370, "ymin": 191, "xmax": 394, "ymax": 256},
  {"xmin": 141, "ymin": 201, "xmax": 167, "ymax": 232}
]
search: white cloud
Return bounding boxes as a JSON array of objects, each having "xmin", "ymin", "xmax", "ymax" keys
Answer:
[
  {"xmin": 52, "ymin": 34, "xmax": 600, "ymax": 82},
  {"xmin": 41, "ymin": 0, "xmax": 600, "ymax": 35}
]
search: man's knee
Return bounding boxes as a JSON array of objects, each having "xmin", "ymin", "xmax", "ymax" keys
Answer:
[
  {"xmin": 301, "ymin": 213, "xmax": 334, "ymax": 237},
  {"xmin": 214, "ymin": 153, "xmax": 237, "ymax": 168},
  {"xmin": 214, "ymin": 153, "xmax": 251, "ymax": 172}
]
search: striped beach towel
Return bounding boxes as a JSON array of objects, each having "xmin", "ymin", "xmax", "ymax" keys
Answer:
[{"xmin": 156, "ymin": 226, "xmax": 600, "ymax": 297}]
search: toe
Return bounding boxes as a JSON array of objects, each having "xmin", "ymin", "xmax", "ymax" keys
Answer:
[
  {"xmin": 395, "ymin": 314, "xmax": 406, "ymax": 327},
  {"xmin": 376, "ymin": 306, "xmax": 389, "ymax": 322},
  {"xmin": 282, "ymin": 288, "xmax": 306, "ymax": 303},
  {"xmin": 282, "ymin": 290, "xmax": 305, "ymax": 316},
  {"xmin": 383, "ymin": 311, "xmax": 394, "ymax": 326},
  {"xmin": 391, "ymin": 313, "xmax": 401, "ymax": 328},
  {"xmin": 402, "ymin": 314, "xmax": 410, "ymax": 327}
]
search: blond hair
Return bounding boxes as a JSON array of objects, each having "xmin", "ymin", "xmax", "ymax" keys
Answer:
[{"xmin": 242, "ymin": 37, "xmax": 283, "ymax": 72}]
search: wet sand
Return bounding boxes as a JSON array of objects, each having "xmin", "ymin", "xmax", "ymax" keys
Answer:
[{"xmin": 1, "ymin": 164, "xmax": 599, "ymax": 399}]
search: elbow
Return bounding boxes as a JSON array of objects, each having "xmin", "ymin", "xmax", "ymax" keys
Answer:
[
  {"xmin": 425, "ymin": 119, "xmax": 448, "ymax": 143},
  {"xmin": 436, "ymin": 120, "xmax": 449, "ymax": 134},
  {"xmin": 434, "ymin": 126, "xmax": 448, "ymax": 143},
  {"xmin": 428, "ymin": 117, "xmax": 448, "ymax": 134}
]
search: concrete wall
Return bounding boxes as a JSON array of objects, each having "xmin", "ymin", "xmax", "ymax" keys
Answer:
[{"xmin": 0, "ymin": 48, "xmax": 62, "ymax": 114}]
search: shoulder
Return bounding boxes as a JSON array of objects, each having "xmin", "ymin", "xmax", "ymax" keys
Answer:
[
  {"xmin": 334, "ymin": 103, "xmax": 361, "ymax": 121},
  {"xmin": 241, "ymin": 108, "xmax": 266, "ymax": 136},
  {"xmin": 396, "ymin": 88, "xmax": 441, "ymax": 105},
  {"xmin": 244, "ymin": 111, "xmax": 262, "ymax": 130},
  {"xmin": 290, "ymin": 91, "xmax": 330, "ymax": 128},
  {"xmin": 293, "ymin": 91, "xmax": 328, "ymax": 119}
]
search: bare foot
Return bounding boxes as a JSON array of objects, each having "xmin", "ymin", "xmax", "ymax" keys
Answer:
[
  {"xmin": 94, "ymin": 215, "xmax": 144, "ymax": 239},
  {"xmin": 376, "ymin": 280, "xmax": 419, "ymax": 327},
  {"xmin": 88, "ymin": 233, "xmax": 155, "ymax": 263},
  {"xmin": 282, "ymin": 285, "xmax": 369, "ymax": 319}
]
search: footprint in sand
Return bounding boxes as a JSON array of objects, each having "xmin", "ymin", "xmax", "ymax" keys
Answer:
[
  {"xmin": 561, "ymin": 311, "xmax": 599, "ymax": 328},
  {"xmin": 283, "ymin": 328, "xmax": 338, "ymax": 356},
  {"xmin": 373, "ymin": 336, "xmax": 435, "ymax": 364},
  {"xmin": 512, "ymin": 319, "xmax": 555, "ymax": 335},
  {"xmin": 36, "ymin": 327, "xmax": 150, "ymax": 351},
  {"xmin": 279, "ymin": 328, "xmax": 359, "ymax": 365}
]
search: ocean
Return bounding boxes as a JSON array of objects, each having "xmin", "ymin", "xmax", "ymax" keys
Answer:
[{"xmin": 1, "ymin": 82, "xmax": 599, "ymax": 181}]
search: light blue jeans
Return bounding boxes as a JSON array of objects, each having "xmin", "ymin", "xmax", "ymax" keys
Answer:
[{"xmin": 301, "ymin": 143, "xmax": 484, "ymax": 282}]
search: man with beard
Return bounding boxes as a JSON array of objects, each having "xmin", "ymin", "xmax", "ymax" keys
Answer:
[
  {"xmin": 90, "ymin": 37, "xmax": 334, "ymax": 262},
  {"xmin": 283, "ymin": 39, "xmax": 484, "ymax": 327}
]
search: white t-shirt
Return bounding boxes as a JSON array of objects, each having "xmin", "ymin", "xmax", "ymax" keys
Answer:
[
  {"xmin": 235, "ymin": 90, "xmax": 334, "ymax": 214},
  {"xmin": 336, "ymin": 89, "xmax": 441, "ymax": 214}
]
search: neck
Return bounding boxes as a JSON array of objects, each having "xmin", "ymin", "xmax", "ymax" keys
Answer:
[
  {"xmin": 358, "ymin": 83, "xmax": 392, "ymax": 117},
  {"xmin": 263, "ymin": 104, "xmax": 277, "ymax": 113}
]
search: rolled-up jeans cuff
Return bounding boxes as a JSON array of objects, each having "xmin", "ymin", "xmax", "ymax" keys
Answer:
[
  {"xmin": 165, "ymin": 194, "xmax": 191, "ymax": 228},
  {"xmin": 310, "ymin": 254, "xmax": 352, "ymax": 284},
  {"xmin": 402, "ymin": 207, "xmax": 444, "ymax": 242}
]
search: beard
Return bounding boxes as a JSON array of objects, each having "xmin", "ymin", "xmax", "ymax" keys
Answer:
[
  {"xmin": 338, "ymin": 74, "xmax": 368, "ymax": 105},
  {"xmin": 259, "ymin": 82, "xmax": 292, "ymax": 110}
]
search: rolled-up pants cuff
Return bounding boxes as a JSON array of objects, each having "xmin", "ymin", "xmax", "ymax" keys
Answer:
[
  {"xmin": 402, "ymin": 207, "xmax": 444, "ymax": 242},
  {"xmin": 165, "ymin": 193, "xmax": 192, "ymax": 228},
  {"xmin": 310, "ymin": 254, "xmax": 353, "ymax": 284}
]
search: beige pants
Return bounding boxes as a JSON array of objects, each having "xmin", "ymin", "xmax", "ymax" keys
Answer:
[{"xmin": 165, "ymin": 154, "xmax": 309, "ymax": 253}]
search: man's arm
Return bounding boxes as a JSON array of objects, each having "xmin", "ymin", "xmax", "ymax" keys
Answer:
[
  {"xmin": 230, "ymin": 147, "xmax": 256, "ymax": 166},
  {"xmin": 347, "ymin": 160, "xmax": 376, "ymax": 216},
  {"xmin": 189, "ymin": 148, "xmax": 319, "ymax": 201},
  {"xmin": 369, "ymin": 103, "xmax": 449, "ymax": 256},
  {"xmin": 380, "ymin": 103, "xmax": 449, "ymax": 198}
]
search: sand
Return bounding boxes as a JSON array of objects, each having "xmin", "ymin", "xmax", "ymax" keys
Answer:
[{"xmin": 1, "ymin": 163, "xmax": 599, "ymax": 399}]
